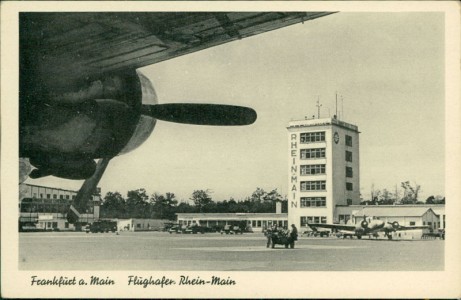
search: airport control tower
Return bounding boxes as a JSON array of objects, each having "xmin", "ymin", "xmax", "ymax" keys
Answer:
[{"xmin": 286, "ymin": 116, "xmax": 360, "ymax": 230}]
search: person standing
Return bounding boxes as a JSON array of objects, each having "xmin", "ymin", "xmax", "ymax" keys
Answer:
[
  {"xmin": 289, "ymin": 224, "xmax": 298, "ymax": 249},
  {"xmin": 265, "ymin": 228, "xmax": 272, "ymax": 248}
]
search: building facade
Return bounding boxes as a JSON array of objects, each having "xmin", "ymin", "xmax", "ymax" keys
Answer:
[
  {"xmin": 336, "ymin": 204, "xmax": 445, "ymax": 229},
  {"xmin": 287, "ymin": 117, "xmax": 360, "ymax": 230},
  {"xmin": 19, "ymin": 183, "xmax": 101, "ymax": 231},
  {"xmin": 176, "ymin": 213, "xmax": 288, "ymax": 232},
  {"xmin": 117, "ymin": 218, "xmax": 170, "ymax": 232}
]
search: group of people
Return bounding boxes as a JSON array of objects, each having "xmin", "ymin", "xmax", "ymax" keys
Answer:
[{"xmin": 265, "ymin": 224, "xmax": 298, "ymax": 248}]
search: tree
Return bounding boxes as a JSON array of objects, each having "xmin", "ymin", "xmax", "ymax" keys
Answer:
[
  {"xmin": 101, "ymin": 191, "xmax": 126, "ymax": 218},
  {"xmin": 250, "ymin": 188, "xmax": 267, "ymax": 202},
  {"xmin": 400, "ymin": 181, "xmax": 421, "ymax": 204},
  {"xmin": 190, "ymin": 190, "xmax": 213, "ymax": 212},
  {"xmin": 126, "ymin": 189, "xmax": 150, "ymax": 218},
  {"xmin": 378, "ymin": 189, "xmax": 395, "ymax": 205},
  {"xmin": 425, "ymin": 195, "xmax": 435, "ymax": 204},
  {"xmin": 263, "ymin": 189, "xmax": 284, "ymax": 202},
  {"xmin": 176, "ymin": 201, "xmax": 195, "ymax": 213},
  {"xmin": 151, "ymin": 192, "xmax": 178, "ymax": 220},
  {"xmin": 370, "ymin": 184, "xmax": 380, "ymax": 205}
]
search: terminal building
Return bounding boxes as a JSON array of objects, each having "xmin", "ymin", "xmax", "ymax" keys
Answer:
[
  {"xmin": 19, "ymin": 183, "xmax": 101, "ymax": 231},
  {"xmin": 287, "ymin": 117, "xmax": 360, "ymax": 230},
  {"xmin": 177, "ymin": 202, "xmax": 287, "ymax": 233}
]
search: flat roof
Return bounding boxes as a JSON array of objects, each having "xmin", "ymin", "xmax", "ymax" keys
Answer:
[
  {"xmin": 287, "ymin": 117, "xmax": 359, "ymax": 132},
  {"xmin": 176, "ymin": 213, "xmax": 287, "ymax": 219},
  {"xmin": 354, "ymin": 206, "xmax": 435, "ymax": 217}
]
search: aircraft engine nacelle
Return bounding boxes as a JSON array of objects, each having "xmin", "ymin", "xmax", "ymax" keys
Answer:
[
  {"xmin": 360, "ymin": 219, "xmax": 369, "ymax": 229},
  {"xmin": 29, "ymin": 156, "xmax": 97, "ymax": 180},
  {"xmin": 391, "ymin": 221, "xmax": 400, "ymax": 229},
  {"xmin": 20, "ymin": 70, "xmax": 158, "ymax": 179}
]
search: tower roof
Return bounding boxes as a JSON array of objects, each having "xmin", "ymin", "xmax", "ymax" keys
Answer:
[{"xmin": 287, "ymin": 117, "xmax": 359, "ymax": 132}]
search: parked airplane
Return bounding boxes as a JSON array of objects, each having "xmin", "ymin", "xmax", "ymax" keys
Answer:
[
  {"xmin": 19, "ymin": 12, "xmax": 335, "ymax": 223},
  {"xmin": 307, "ymin": 216, "xmax": 428, "ymax": 240}
]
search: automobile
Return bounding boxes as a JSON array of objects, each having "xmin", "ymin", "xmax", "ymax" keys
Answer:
[
  {"xmin": 270, "ymin": 232, "xmax": 295, "ymax": 249},
  {"xmin": 335, "ymin": 232, "xmax": 354, "ymax": 239},
  {"xmin": 184, "ymin": 224, "xmax": 210, "ymax": 234},
  {"xmin": 313, "ymin": 230, "xmax": 329, "ymax": 237},
  {"xmin": 162, "ymin": 222, "xmax": 176, "ymax": 232},
  {"xmin": 220, "ymin": 225, "xmax": 243, "ymax": 234},
  {"xmin": 88, "ymin": 220, "xmax": 117, "ymax": 233},
  {"xmin": 168, "ymin": 224, "xmax": 181, "ymax": 234}
]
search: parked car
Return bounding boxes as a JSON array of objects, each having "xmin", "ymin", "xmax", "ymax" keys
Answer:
[
  {"xmin": 221, "ymin": 225, "xmax": 243, "ymax": 234},
  {"xmin": 184, "ymin": 224, "xmax": 209, "ymax": 234},
  {"xmin": 168, "ymin": 224, "xmax": 181, "ymax": 234},
  {"xmin": 270, "ymin": 232, "xmax": 295, "ymax": 248},
  {"xmin": 88, "ymin": 220, "xmax": 117, "ymax": 233}
]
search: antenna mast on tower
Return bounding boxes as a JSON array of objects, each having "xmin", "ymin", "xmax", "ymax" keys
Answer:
[
  {"xmin": 316, "ymin": 96, "xmax": 322, "ymax": 119},
  {"xmin": 335, "ymin": 92, "xmax": 338, "ymax": 119},
  {"xmin": 341, "ymin": 96, "xmax": 344, "ymax": 120}
]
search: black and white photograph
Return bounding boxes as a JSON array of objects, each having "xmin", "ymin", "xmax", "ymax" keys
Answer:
[{"xmin": 1, "ymin": 1, "xmax": 460, "ymax": 298}]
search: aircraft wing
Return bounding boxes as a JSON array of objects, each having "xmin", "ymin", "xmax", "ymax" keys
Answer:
[
  {"xmin": 21, "ymin": 12, "xmax": 335, "ymax": 90},
  {"xmin": 307, "ymin": 223, "xmax": 356, "ymax": 231},
  {"xmin": 395, "ymin": 225, "xmax": 429, "ymax": 231}
]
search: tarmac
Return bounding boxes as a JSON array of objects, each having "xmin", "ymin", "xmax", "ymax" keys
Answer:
[{"xmin": 19, "ymin": 231, "xmax": 444, "ymax": 271}]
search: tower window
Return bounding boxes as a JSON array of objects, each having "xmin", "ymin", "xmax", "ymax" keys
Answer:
[
  {"xmin": 345, "ymin": 135, "xmax": 353, "ymax": 146},
  {"xmin": 300, "ymin": 148, "xmax": 325, "ymax": 159},
  {"xmin": 346, "ymin": 167, "xmax": 353, "ymax": 178},
  {"xmin": 300, "ymin": 132, "xmax": 325, "ymax": 143},
  {"xmin": 346, "ymin": 182, "xmax": 353, "ymax": 191},
  {"xmin": 301, "ymin": 181, "xmax": 326, "ymax": 191},
  {"xmin": 301, "ymin": 164, "xmax": 326, "ymax": 175},
  {"xmin": 300, "ymin": 197, "xmax": 326, "ymax": 207},
  {"xmin": 346, "ymin": 151, "xmax": 353, "ymax": 162}
]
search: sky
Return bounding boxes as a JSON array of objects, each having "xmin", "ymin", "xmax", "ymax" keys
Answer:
[{"xmin": 28, "ymin": 12, "xmax": 446, "ymax": 203}]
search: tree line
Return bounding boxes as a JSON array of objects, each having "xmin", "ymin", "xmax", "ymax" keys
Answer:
[
  {"xmin": 361, "ymin": 181, "xmax": 445, "ymax": 205},
  {"xmin": 100, "ymin": 187, "xmax": 287, "ymax": 220}
]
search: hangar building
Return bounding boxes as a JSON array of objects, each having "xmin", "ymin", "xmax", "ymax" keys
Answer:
[{"xmin": 19, "ymin": 183, "xmax": 101, "ymax": 231}]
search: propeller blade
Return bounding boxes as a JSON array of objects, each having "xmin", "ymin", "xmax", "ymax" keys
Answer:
[{"xmin": 142, "ymin": 103, "xmax": 257, "ymax": 126}]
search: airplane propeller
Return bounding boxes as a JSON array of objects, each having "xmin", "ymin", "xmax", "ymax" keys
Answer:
[
  {"xmin": 360, "ymin": 215, "xmax": 368, "ymax": 228},
  {"xmin": 142, "ymin": 103, "xmax": 257, "ymax": 126},
  {"xmin": 388, "ymin": 221, "xmax": 400, "ymax": 229}
]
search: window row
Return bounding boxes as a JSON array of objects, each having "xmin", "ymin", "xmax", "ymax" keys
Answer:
[
  {"xmin": 300, "ymin": 132, "xmax": 325, "ymax": 143},
  {"xmin": 300, "ymin": 197, "xmax": 326, "ymax": 207},
  {"xmin": 338, "ymin": 214, "xmax": 351, "ymax": 224},
  {"xmin": 301, "ymin": 181, "xmax": 326, "ymax": 191},
  {"xmin": 300, "ymin": 148, "xmax": 325, "ymax": 159},
  {"xmin": 20, "ymin": 203, "xmax": 94, "ymax": 214},
  {"xmin": 300, "ymin": 216, "xmax": 327, "ymax": 227},
  {"xmin": 301, "ymin": 164, "xmax": 326, "ymax": 175},
  {"xmin": 299, "ymin": 131, "xmax": 353, "ymax": 146},
  {"xmin": 32, "ymin": 193, "xmax": 75, "ymax": 200}
]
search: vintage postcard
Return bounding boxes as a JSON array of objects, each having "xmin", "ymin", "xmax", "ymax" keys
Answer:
[{"xmin": 1, "ymin": 1, "xmax": 460, "ymax": 298}]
